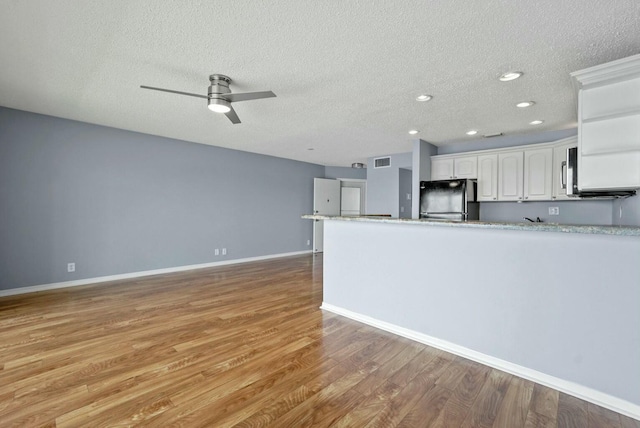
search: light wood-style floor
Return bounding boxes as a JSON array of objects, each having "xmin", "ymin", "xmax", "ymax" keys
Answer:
[{"xmin": 0, "ymin": 254, "xmax": 638, "ymax": 427}]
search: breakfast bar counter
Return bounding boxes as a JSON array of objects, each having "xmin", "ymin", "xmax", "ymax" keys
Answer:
[
  {"xmin": 302, "ymin": 214, "xmax": 640, "ymax": 236},
  {"xmin": 304, "ymin": 214, "xmax": 640, "ymax": 420}
]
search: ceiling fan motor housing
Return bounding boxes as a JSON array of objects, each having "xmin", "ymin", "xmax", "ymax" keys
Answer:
[{"xmin": 208, "ymin": 74, "xmax": 232, "ymax": 99}]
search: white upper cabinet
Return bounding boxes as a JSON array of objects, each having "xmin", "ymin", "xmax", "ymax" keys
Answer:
[
  {"xmin": 571, "ymin": 54, "xmax": 640, "ymax": 190},
  {"xmin": 524, "ymin": 147, "xmax": 553, "ymax": 201},
  {"xmin": 431, "ymin": 155, "xmax": 477, "ymax": 180},
  {"xmin": 498, "ymin": 151, "xmax": 524, "ymax": 201},
  {"xmin": 429, "ymin": 138, "xmax": 578, "ymax": 202},
  {"xmin": 431, "ymin": 158, "xmax": 455, "ymax": 180},
  {"xmin": 552, "ymin": 137, "xmax": 578, "ymax": 200},
  {"xmin": 477, "ymin": 154, "xmax": 498, "ymax": 201},
  {"xmin": 453, "ymin": 156, "xmax": 478, "ymax": 178}
]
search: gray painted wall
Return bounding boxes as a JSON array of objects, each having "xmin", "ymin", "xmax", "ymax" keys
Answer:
[
  {"xmin": 324, "ymin": 166, "xmax": 367, "ymax": 180},
  {"xmin": 323, "ymin": 219, "xmax": 640, "ymax": 408},
  {"xmin": 398, "ymin": 168, "xmax": 412, "ymax": 218},
  {"xmin": 366, "ymin": 152, "xmax": 412, "ymax": 217},
  {"xmin": 412, "ymin": 139, "xmax": 438, "ymax": 219},
  {"xmin": 480, "ymin": 200, "xmax": 613, "ymax": 225},
  {"xmin": 0, "ymin": 107, "xmax": 324, "ymax": 290}
]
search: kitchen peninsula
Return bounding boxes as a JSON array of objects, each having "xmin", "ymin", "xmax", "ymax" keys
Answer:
[{"xmin": 304, "ymin": 215, "xmax": 640, "ymax": 420}]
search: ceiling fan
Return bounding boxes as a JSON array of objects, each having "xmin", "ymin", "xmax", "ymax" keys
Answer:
[{"xmin": 140, "ymin": 74, "xmax": 276, "ymax": 124}]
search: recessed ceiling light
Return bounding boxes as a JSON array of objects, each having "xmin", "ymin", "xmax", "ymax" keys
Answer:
[
  {"xmin": 408, "ymin": 129, "xmax": 419, "ymax": 135},
  {"xmin": 416, "ymin": 94, "xmax": 432, "ymax": 102},
  {"xmin": 516, "ymin": 101, "xmax": 535, "ymax": 108},
  {"xmin": 466, "ymin": 130, "xmax": 478, "ymax": 135},
  {"xmin": 499, "ymin": 71, "xmax": 523, "ymax": 82},
  {"xmin": 529, "ymin": 120, "xmax": 544, "ymax": 125}
]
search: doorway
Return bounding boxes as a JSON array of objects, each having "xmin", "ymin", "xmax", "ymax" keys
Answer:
[
  {"xmin": 312, "ymin": 178, "xmax": 367, "ymax": 253},
  {"xmin": 339, "ymin": 179, "xmax": 366, "ymax": 216},
  {"xmin": 313, "ymin": 178, "xmax": 341, "ymax": 253}
]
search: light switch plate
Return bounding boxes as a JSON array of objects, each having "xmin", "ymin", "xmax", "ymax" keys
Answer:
[{"xmin": 549, "ymin": 207, "xmax": 559, "ymax": 215}]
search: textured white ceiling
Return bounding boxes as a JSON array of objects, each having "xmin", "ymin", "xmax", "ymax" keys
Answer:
[{"xmin": 1, "ymin": 1, "xmax": 639, "ymax": 166}]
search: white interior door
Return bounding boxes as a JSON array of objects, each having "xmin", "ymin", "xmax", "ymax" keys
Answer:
[
  {"xmin": 341, "ymin": 187, "xmax": 361, "ymax": 216},
  {"xmin": 313, "ymin": 178, "xmax": 341, "ymax": 253},
  {"xmin": 339, "ymin": 179, "xmax": 367, "ymax": 215},
  {"xmin": 314, "ymin": 178, "xmax": 341, "ymax": 215}
]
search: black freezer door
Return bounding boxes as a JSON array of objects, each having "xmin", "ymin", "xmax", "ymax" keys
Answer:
[{"xmin": 419, "ymin": 179, "xmax": 476, "ymax": 218}]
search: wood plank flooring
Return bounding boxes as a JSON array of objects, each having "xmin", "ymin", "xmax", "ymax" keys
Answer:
[{"xmin": 0, "ymin": 254, "xmax": 638, "ymax": 427}]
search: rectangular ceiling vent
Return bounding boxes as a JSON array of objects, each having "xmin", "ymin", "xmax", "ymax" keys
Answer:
[{"xmin": 374, "ymin": 157, "xmax": 391, "ymax": 168}]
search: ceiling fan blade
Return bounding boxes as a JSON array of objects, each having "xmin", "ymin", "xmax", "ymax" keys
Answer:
[
  {"xmin": 140, "ymin": 85, "xmax": 208, "ymax": 99},
  {"xmin": 225, "ymin": 106, "xmax": 241, "ymax": 124},
  {"xmin": 223, "ymin": 91, "xmax": 276, "ymax": 103}
]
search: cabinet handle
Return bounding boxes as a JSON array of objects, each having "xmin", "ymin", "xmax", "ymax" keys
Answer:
[
  {"xmin": 525, "ymin": 196, "xmax": 529, "ymax": 199},
  {"xmin": 493, "ymin": 197, "xmax": 497, "ymax": 200},
  {"xmin": 561, "ymin": 161, "xmax": 567, "ymax": 189}
]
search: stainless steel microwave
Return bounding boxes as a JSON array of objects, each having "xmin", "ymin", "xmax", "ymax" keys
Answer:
[{"xmin": 566, "ymin": 147, "xmax": 636, "ymax": 198}]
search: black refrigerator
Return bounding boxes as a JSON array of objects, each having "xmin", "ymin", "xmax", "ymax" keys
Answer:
[{"xmin": 419, "ymin": 179, "xmax": 479, "ymax": 221}]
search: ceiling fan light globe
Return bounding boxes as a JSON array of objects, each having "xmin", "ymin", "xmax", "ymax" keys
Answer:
[
  {"xmin": 208, "ymin": 99, "xmax": 231, "ymax": 113},
  {"xmin": 209, "ymin": 104, "xmax": 231, "ymax": 113}
]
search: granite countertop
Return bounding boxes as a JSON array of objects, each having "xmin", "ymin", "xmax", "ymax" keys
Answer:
[{"xmin": 302, "ymin": 215, "xmax": 640, "ymax": 237}]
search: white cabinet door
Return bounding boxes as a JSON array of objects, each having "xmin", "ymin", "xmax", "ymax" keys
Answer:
[
  {"xmin": 498, "ymin": 152, "xmax": 524, "ymax": 201},
  {"xmin": 580, "ymin": 112, "xmax": 640, "ymax": 189},
  {"xmin": 552, "ymin": 140, "xmax": 577, "ymax": 200},
  {"xmin": 431, "ymin": 158, "xmax": 454, "ymax": 180},
  {"xmin": 524, "ymin": 148, "xmax": 553, "ymax": 200},
  {"xmin": 453, "ymin": 156, "xmax": 478, "ymax": 179},
  {"xmin": 431, "ymin": 156, "xmax": 477, "ymax": 180},
  {"xmin": 477, "ymin": 154, "xmax": 498, "ymax": 201}
]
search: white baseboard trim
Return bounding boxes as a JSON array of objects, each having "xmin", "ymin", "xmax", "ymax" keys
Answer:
[
  {"xmin": 320, "ymin": 302, "xmax": 640, "ymax": 421},
  {"xmin": 0, "ymin": 251, "xmax": 313, "ymax": 298}
]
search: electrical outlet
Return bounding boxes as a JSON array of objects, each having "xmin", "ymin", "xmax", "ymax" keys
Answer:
[
  {"xmin": 400, "ymin": 206, "xmax": 404, "ymax": 213},
  {"xmin": 222, "ymin": 248, "xmax": 227, "ymax": 255},
  {"xmin": 67, "ymin": 262, "xmax": 75, "ymax": 273},
  {"xmin": 215, "ymin": 249, "xmax": 219, "ymax": 256},
  {"xmin": 306, "ymin": 240, "xmax": 310, "ymax": 246},
  {"xmin": 549, "ymin": 207, "xmax": 559, "ymax": 215},
  {"xmin": 407, "ymin": 193, "xmax": 411, "ymax": 200}
]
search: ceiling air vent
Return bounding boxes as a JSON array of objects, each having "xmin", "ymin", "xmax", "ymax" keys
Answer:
[{"xmin": 374, "ymin": 157, "xmax": 391, "ymax": 168}]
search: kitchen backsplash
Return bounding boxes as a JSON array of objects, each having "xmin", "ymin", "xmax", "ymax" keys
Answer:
[
  {"xmin": 479, "ymin": 200, "xmax": 615, "ymax": 225},
  {"xmin": 613, "ymin": 195, "xmax": 640, "ymax": 226}
]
